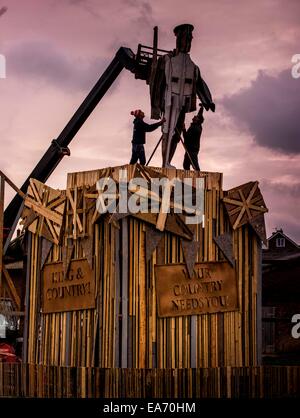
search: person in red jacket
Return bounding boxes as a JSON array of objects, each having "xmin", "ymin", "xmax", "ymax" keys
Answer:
[
  {"xmin": 129, "ymin": 109, "xmax": 165, "ymax": 165},
  {"xmin": 0, "ymin": 343, "xmax": 20, "ymax": 363}
]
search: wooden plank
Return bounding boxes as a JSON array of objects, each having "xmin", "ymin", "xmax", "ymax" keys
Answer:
[
  {"xmin": 121, "ymin": 219, "xmax": 128, "ymax": 367},
  {"xmin": 0, "ymin": 170, "xmax": 25, "ymax": 198},
  {"xmin": 7, "ymin": 364, "xmax": 300, "ymax": 398},
  {"xmin": 190, "ymin": 315, "xmax": 197, "ymax": 367},
  {"xmin": 139, "ymin": 223, "xmax": 146, "ymax": 368},
  {"xmin": 2, "ymin": 267, "xmax": 21, "ymax": 310},
  {"xmin": 66, "ymin": 188, "xmax": 83, "ymax": 234},
  {"xmin": 114, "ymin": 226, "xmax": 120, "ymax": 367},
  {"xmin": 255, "ymin": 234, "xmax": 262, "ymax": 365},
  {"xmin": 25, "ymin": 197, "xmax": 63, "ymax": 225},
  {"xmin": 22, "ymin": 233, "xmax": 32, "ymax": 362},
  {"xmin": 156, "ymin": 212, "xmax": 167, "ymax": 232}
]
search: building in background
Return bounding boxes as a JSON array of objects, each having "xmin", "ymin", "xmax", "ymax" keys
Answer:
[{"xmin": 262, "ymin": 229, "xmax": 300, "ymax": 364}]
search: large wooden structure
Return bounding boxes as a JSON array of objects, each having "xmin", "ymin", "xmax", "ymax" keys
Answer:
[{"xmin": 22, "ymin": 165, "xmax": 266, "ymax": 368}]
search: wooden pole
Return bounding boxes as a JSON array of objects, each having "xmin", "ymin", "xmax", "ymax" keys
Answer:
[
  {"xmin": 0, "ymin": 170, "xmax": 25, "ymax": 199},
  {"xmin": 121, "ymin": 218, "xmax": 129, "ymax": 367},
  {"xmin": 146, "ymin": 128, "xmax": 198, "ymax": 170},
  {"xmin": 2, "ymin": 267, "xmax": 21, "ymax": 310},
  {"xmin": 0, "ymin": 170, "xmax": 26, "ymax": 254}
]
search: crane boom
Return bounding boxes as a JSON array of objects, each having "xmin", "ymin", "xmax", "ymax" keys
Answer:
[{"xmin": 3, "ymin": 47, "xmax": 136, "ymax": 235}]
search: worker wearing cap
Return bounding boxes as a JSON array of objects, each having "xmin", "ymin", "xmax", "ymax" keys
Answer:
[
  {"xmin": 182, "ymin": 107, "xmax": 204, "ymax": 171},
  {"xmin": 129, "ymin": 109, "xmax": 165, "ymax": 165}
]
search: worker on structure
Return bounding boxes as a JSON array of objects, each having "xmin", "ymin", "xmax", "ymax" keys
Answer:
[
  {"xmin": 129, "ymin": 109, "xmax": 165, "ymax": 165},
  {"xmin": 182, "ymin": 106, "xmax": 204, "ymax": 171}
]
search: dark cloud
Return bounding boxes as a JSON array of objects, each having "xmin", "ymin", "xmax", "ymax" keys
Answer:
[
  {"xmin": 135, "ymin": 1, "xmax": 154, "ymax": 27},
  {"xmin": 222, "ymin": 69, "xmax": 300, "ymax": 154},
  {"xmin": 67, "ymin": 0, "xmax": 101, "ymax": 19},
  {"xmin": 6, "ymin": 40, "xmax": 107, "ymax": 92},
  {"xmin": 261, "ymin": 179, "xmax": 300, "ymax": 199},
  {"xmin": 266, "ymin": 217, "xmax": 300, "ymax": 244},
  {"xmin": 260, "ymin": 178, "xmax": 300, "ymax": 242},
  {"xmin": 104, "ymin": 1, "xmax": 156, "ymax": 55},
  {"xmin": 122, "ymin": 0, "xmax": 154, "ymax": 29},
  {"xmin": 0, "ymin": 6, "xmax": 7, "ymax": 17}
]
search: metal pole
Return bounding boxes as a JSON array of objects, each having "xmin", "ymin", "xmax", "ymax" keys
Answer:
[
  {"xmin": 164, "ymin": 99, "xmax": 175, "ymax": 167},
  {"xmin": 146, "ymin": 135, "xmax": 163, "ymax": 166},
  {"xmin": 175, "ymin": 128, "xmax": 198, "ymax": 171},
  {"xmin": 149, "ymin": 26, "xmax": 158, "ymax": 84},
  {"xmin": 147, "ymin": 129, "xmax": 198, "ymax": 170}
]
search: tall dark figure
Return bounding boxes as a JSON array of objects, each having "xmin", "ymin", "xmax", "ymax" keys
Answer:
[{"xmin": 150, "ymin": 24, "xmax": 215, "ymax": 168}]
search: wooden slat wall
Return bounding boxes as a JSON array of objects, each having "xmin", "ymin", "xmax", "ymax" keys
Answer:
[
  {"xmin": 1, "ymin": 364, "xmax": 300, "ymax": 398},
  {"xmin": 24, "ymin": 166, "xmax": 260, "ymax": 368}
]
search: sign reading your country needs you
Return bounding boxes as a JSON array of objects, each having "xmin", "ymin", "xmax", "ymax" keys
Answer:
[{"xmin": 155, "ymin": 262, "xmax": 238, "ymax": 317}]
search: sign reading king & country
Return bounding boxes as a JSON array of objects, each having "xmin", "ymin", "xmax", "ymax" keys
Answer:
[
  {"xmin": 155, "ymin": 262, "xmax": 238, "ymax": 317},
  {"xmin": 42, "ymin": 258, "xmax": 95, "ymax": 313}
]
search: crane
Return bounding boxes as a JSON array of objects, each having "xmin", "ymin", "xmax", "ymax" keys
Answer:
[{"xmin": 3, "ymin": 30, "xmax": 170, "ymax": 247}]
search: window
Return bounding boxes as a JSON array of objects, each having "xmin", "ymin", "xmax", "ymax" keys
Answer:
[{"xmin": 276, "ymin": 237, "xmax": 285, "ymax": 248}]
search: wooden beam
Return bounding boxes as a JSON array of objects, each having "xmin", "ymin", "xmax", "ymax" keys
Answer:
[
  {"xmin": 66, "ymin": 189, "xmax": 83, "ymax": 233},
  {"xmin": 121, "ymin": 218, "xmax": 128, "ymax": 367},
  {"xmin": 155, "ymin": 181, "xmax": 173, "ymax": 231},
  {"xmin": 25, "ymin": 197, "xmax": 63, "ymax": 225},
  {"xmin": 0, "ymin": 310, "xmax": 24, "ymax": 316},
  {"xmin": 2, "ymin": 267, "xmax": 21, "ymax": 310},
  {"xmin": 222, "ymin": 197, "xmax": 244, "ymax": 207},
  {"xmin": 156, "ymin": 211, "xmax": 168, "ymax": 231},
  {"xmin": 0, "ymin": 170, "xmax": 25, "ymax": 199}
]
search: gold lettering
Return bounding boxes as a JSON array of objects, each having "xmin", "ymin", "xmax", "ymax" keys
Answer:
[
  {"xmin": 173, "ymin": 285, "xmax": 180, "ymax": 296},
  {"xmin": 64, "ymin": 286, "xmax": 71, "ymax": 297},
  {"xmin": 220, "ymin": 295, "xmax": 229, "ymax": 307},
  {"xmin": 182, "ymin": 268, "xmax": 189, "ymax": 279},
  {"xmin": 180, "ymin": 299, "xmax": 185, "ymax": 310},
  {"xmin": 217, "ymin": 280, "xmax": 223, "ymax": 291},
  {"xmin": 84, "ymin": 282, "xmax": 91, "ymax": 294},
  {"xmin": 186, "ymin": 299, "xmax": 192, "ymax": 310},
  {"xmin": 172, "ymin": 300, "xmax": 180, "ymax": 310}
]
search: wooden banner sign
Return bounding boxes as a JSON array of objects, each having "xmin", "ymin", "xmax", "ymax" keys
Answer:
[
  {"xmin": 42, "ymin": 259, "xmax": 95, "ymax": 313},
  {"xmin": 155, "ymin": 262, "xmax": 238, "ymax": 318}
]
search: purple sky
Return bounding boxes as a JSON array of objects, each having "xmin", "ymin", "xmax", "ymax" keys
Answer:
[{"xmin": 0, "ymin": 0, "xmax": 299, "ymax": 241}]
